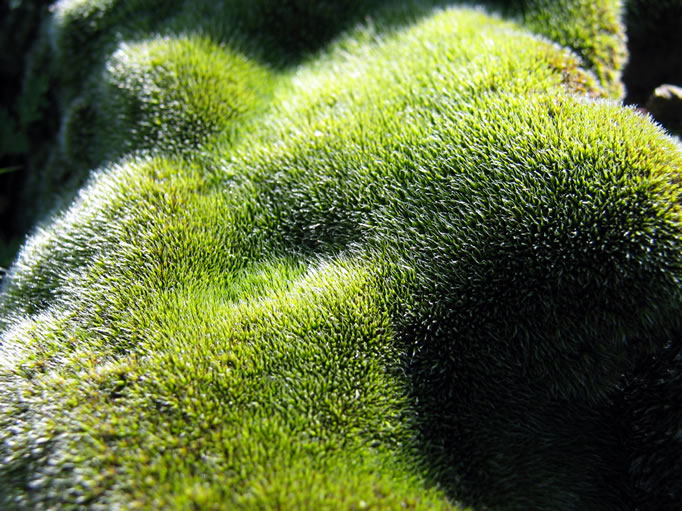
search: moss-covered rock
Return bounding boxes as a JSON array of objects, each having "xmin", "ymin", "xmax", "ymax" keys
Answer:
[
  {"xmin": 0, "ymin": 1, "xmax": 680, "ymax": 510},
  {"xmin": 491, "ymin": 0, "xmax": 626, "ymax": 98}
]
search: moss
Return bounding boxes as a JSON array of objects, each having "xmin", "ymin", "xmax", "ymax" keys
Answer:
[
  {"xmin": 619, "ymin": 337, "xmax": 682, "ymax": 511},
  {"xmin": 0, "ymin": 1, "xmax": 680, "ymax": 510},
  {"xmin": 4, "ymin": 0, "xmax": 629, "ymax": 231},
  {"xmin": 507, "ymin": 0, "xmax": 627, "ymax": 98},
  {"xmin": 49, "ymin": 0, "xmax": 176, "ymax": 102},
  {"xmin": 90, "ymin": 34, "xmax": 273, "ymax": 161}
]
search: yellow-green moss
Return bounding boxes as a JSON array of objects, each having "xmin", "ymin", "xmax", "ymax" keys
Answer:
[{"xmin": 0, "ymin": 1, "xmax": 680, "ymax": 510}]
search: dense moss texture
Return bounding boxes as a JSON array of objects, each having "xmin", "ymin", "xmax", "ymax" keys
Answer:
[{"xmin": 1, "ymin": 1, "xmax": 681, "ymax": 510}]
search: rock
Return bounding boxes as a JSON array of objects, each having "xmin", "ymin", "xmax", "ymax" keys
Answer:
[{"xmin": 646, "ymin": 84, "xmax": 682, "ymax": 133}]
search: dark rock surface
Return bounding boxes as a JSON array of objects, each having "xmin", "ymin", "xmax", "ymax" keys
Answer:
[{"xmin": 646, "ymin": 84, "xmax": 682, "ymax": 136}]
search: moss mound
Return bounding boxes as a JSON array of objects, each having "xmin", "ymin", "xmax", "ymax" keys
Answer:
[{"xmin": 1, "ymin": 1, "xmax": 681, "ymax": 510}]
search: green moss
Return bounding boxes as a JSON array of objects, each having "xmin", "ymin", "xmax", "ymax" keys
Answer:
[
  {"xmin": 510, "ymin": 0, "xmax": 626, "ymax": 98},
  {"xmin": 4, "ymin": 0, "xmax": 629, "ymax": 230},
  {"xmin": 91, "ymin": 34, "xmax": 273, "ymax": 160},
  {"xmin": 0, "ymin": 1, "xmax": 680, "ymax": 510},
  {"xmin": 49, "ymin": 0, "xmax": 175, "ymax": 101}
]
